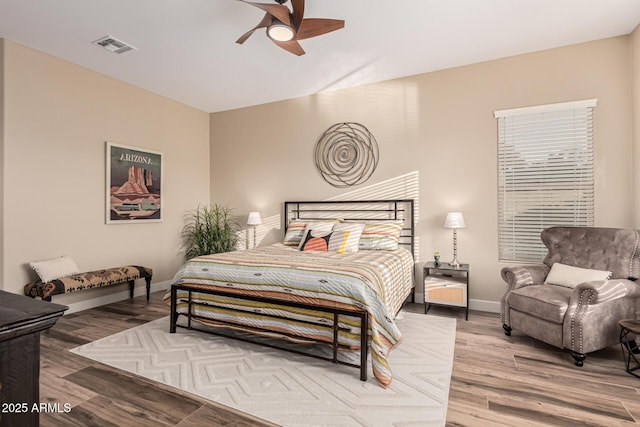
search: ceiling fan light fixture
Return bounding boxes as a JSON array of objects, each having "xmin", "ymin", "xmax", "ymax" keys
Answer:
[{"xmin": 267, "ymin": 22, "xmax": 295, "ymax": 42}]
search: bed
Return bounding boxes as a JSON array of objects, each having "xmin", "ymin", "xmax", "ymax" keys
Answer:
[{"xmin": 165, "ymin": 199, "xmax": 415, "ymax": 388}]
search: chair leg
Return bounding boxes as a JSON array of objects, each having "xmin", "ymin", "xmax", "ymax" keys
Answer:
[
  {"xmin": 502, "ymin": 324, "xmax": 512, "ymax": 336},
  {"xmin": 625, "ymin": 339, "xmax": 640, "ymax": 355},
  {"xmin": 571, "ymin": 351, "xmax": 586, "ymax": 367}
]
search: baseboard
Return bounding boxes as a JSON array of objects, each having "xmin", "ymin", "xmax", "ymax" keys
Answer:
[
  {"xmin": 469, "ymin": 299, "xmax": 500, "ymax": 313},
  {"xmin": 63, "ymin": 280, "xmax": 171, "ymax": 314},
  {"xmin": 414, "ymin": 293, "xmax": 500, "ymax": 314}
]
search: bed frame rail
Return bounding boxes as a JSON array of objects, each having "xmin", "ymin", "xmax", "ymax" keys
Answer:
[{"xmin": 170, "ymin": 283, "xmax": 369, "ymax": 381}]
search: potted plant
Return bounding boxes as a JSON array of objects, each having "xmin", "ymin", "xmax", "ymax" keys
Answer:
[{"xmin": 181, "ymin": 204, "xmax": 240, "ymax": 259}]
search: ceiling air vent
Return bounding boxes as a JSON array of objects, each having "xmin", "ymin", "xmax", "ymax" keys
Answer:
[{"xmin": 92, "ymin": 35, "xmax": 136, "ymax": 54}]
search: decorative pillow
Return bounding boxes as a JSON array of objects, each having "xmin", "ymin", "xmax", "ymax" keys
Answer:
[
  {"xmin": 296, "ymin": 222, "xmax": 336, "ymax": 249},
  {"xmin": 283, "ymin": 221, "xmax": 307, "ymax": 246},
  {"xmin": 283, "ymin": 220, "xmax": 337, "ymax": 247},
  {"xmin": 544, "ymin": 263, "xmax": 612, "ymax": 288},
  {"xmin": 331, "ymin": 222, "xmax": 365, "ymax": 254},
  {"xmin": 299, "ymin": 230, "xmax": 332, "ymax": 252},
  {"xmin": 328, "ymin": 230, "xmax": 355, "ymax": 254},
  {"xmin": 358, "ymin": 221, "xmax": 404, "ymax": 250},
  {"xmin": 29, "ymin": 255, "xmax": 81, "ymax": 283}
]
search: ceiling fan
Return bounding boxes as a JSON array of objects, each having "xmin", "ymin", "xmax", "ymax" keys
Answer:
[{"xmin": 236, "ymin": 0, "xmax": 345, "ymax": 56}]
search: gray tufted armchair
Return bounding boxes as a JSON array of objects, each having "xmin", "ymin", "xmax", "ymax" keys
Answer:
[{"xmin": 500, "ymin": 226, "xmax": 640, "ymax": 366}]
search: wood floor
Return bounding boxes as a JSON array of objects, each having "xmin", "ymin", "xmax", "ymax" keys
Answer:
[{"xmin": 34, "ymin": 290, "xmax": 640, "ymax": 426}]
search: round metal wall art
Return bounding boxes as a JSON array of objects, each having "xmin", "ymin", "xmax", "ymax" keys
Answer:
[{"xmin": 314, "ymin": 122, "xmax": 379, "ymax": 188}]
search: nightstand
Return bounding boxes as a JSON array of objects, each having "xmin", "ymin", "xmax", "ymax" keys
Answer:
[{"xmin": 423, "ymin": 262, "xmax": 469, "ymax": 320}]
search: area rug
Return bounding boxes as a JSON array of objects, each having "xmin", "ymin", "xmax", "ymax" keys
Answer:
[{"xmin": 71, "ymin": 311, "xmax": 456, "ymax": 426}]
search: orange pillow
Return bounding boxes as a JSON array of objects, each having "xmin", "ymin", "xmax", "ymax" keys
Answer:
[{"xmin": 299, "ymin": 230, "xmax": 332, "ymax": 251}]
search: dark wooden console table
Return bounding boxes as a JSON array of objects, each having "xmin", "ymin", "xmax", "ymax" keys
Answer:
[{"xmin": 0, "ymin": 291, "xmax": 67, "ymax": 427}]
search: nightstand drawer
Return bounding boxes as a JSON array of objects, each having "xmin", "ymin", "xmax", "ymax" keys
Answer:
[
  {"xmin": 425, "ymin": 278, "xmax": 467, "ymax": 307},
  {"xmin": 423, "ymin": 262, "xmax": 469, "ymax": 319}
]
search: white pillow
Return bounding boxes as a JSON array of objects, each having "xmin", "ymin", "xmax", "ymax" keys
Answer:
[
  {"xmin": 29, "ymin": 255, "xmax": 81, "ymax": 283},
  {"xmin": 544, "ymin": 263, "xmax": 612, "ymax": 288},
  {"xmin": 358, "ymin": 220, "xmax": 404, "ymax": 250},
  {"xmin": 330, "ymin": 222, "xmax": 365, "ymax": 253}
]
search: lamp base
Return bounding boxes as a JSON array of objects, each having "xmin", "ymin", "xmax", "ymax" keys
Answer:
[
  {"xmin": 450, "ymin": 228, "xmax": 461, "ymax": 268},
  {"xmin": 449, "ymin": 257, "xmax": 462, "ymax": 268},
  {"xmin": 252, "ymin": 226, "xmax": 257, "ymax": 249}
]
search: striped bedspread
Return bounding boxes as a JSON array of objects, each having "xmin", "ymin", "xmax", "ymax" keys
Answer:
[{"xmin": 163, "ymin": 243, "xmax": 414, "ymax": 388}]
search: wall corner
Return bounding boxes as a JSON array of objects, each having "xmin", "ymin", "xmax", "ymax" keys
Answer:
[{"xmin": 632, "ymin": 26, "xmax": 640, "ymax": 228}]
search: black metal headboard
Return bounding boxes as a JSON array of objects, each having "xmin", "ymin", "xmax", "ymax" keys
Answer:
[{"xmin": 284, "ymin": 200, "xmax": 415, "ymax": 256}]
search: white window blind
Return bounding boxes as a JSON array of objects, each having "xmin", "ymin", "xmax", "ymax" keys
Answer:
[{"xmin": 495, "ymin": 99, "xmax": 597, "ymax": 262}]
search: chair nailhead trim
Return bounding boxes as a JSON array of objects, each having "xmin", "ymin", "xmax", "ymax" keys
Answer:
[{"xmin": 571, "ymin": 289, "xmax": 594, "ymax": 353}]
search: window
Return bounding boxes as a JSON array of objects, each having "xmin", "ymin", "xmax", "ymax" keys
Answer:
[{"xmin": 495, "ymin": 99, "xmax": 597, "ymax": 262}]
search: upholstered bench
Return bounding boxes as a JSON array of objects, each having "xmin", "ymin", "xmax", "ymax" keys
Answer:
[{"xmin": 25, "ymin": 265, "xmax": 153, "ymax": 302}]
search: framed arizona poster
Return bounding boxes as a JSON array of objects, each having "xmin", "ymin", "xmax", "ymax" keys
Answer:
[{"xmin": 106, "ymin": 142, "xmax": 163, "ymax": 224}]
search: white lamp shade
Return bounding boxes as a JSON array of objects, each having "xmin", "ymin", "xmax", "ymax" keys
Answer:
[
  {"xmin": 247, "ymin": 211, "xmax": 262, "ymax": 226},
  {"xmin": 444, "ymin": 212, "xmax": 466, "ymax": 229}
]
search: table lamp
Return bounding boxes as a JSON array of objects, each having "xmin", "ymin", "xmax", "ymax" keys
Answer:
[
  {"xmin": 444, "ymin": 212, "xmax": 466, "ymax": 268},
  {"xmin": 247, "ymin": 211, "xmax": 262, "ymax": 249}
]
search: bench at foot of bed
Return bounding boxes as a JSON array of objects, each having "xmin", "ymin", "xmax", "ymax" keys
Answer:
[{"xmin": 24, "ymin": 265, "xmax": 153, "ymax": 302}]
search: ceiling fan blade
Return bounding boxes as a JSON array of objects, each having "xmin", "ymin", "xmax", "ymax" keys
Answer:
[
  {"xmin": 290, "ymin": 0, "xmax": 305, "ymax": 30},
  {"xmin": 236, "ymin": 13, "xmax": 272, "ymax": 44},
  {"xmin": 272, "ymin": 39, "xmax": 306, "ymax": 56},
  {"xmin": 296, "ymin": 18, "xmax": 344, "ymax": 40},
  {"xmin": 238, "ymin": 1, "xmax": 291, "ymax": 26}
]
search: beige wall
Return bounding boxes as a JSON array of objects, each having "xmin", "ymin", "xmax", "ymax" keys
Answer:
[
  {"xmin": 1, "ymin": 34, "xmax": 633, "ymax": 309},
  {"xmin": 2, "ymin": 40, "xmax": 210, "ymax": 303},
  {"xmin": 210, "ymin": 36, "xmax": 634, "ymax": 308},
  {"xmin": 633, "ymin": 25, "xmax": 640, "ymax": 227}
]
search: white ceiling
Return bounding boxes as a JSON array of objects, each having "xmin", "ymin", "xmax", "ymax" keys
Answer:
[{"xmin": 1, "ymin": 0, "xmax": 639, "ymax": 113}]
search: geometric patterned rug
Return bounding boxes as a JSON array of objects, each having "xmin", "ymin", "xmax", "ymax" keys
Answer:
[{"xmin": 71, "ymin": 311, "xmax": 456, "ymax": 427}]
